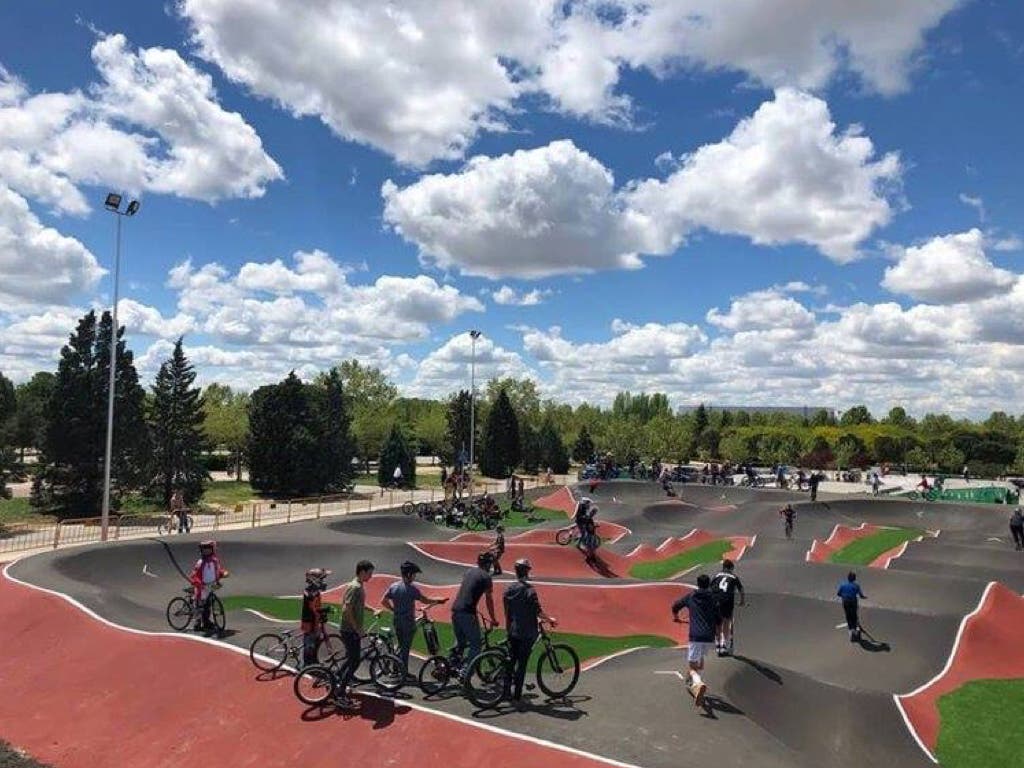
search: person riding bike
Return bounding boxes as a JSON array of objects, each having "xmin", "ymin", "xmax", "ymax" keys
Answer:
[
  {"xmin": 301, "ymin": 567, "xmax": 332, "ymax": 667},
  {"xmin": 779, "ymin": 504, "xmax": 796, "ymax": 538},
  {"xmin": 189, "ymin": 541, "xmax": 229, "ymax": 633},
  {"xmin": 573, "ymin": 497, "xmax": 593, "ymax": 552},
  {"xmin": 581, "ymin": 504, "xmax": 600, "ymax": 563}
]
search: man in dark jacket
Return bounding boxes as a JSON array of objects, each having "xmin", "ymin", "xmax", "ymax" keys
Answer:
[
  {"xmin": 672, "ymin": 574, "xmax": 719, "ymax": 708},
  {"xmin": 503, "ymin": 558, "xmax": 557, "ymax": 706}
]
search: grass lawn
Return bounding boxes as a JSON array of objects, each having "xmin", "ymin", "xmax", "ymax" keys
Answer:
[
  {"xmin": 829, "ymin": 527, "xmax": 923, "ymax": 565},
  {"xmin": 202, "ymin": 480, "xmax": 258, "ymax": 507},
  {"xmin": 353, "ymin": 472, "xmax": 443, "ymax": 489},
  {"xmin": 936, "ymin": 679, "xmax": 1024, "ymax": 768},
  {"xmin": 629, "ymin": 540, "xmax": 734, "ymax": 580},
  {"xmin": 223, "ymin": 596, "xmax": 675, "ymax": 671},
  {"xmin": 0, "ymin": 496, "xmax": 52, "ymax": 525},
  {"xmin": 0, "ymin": 740, "xmax": 54, "ymax": 768},
  {"xmin": 498, "ymin": 502, "xmax": 564, "ymax": 529}
]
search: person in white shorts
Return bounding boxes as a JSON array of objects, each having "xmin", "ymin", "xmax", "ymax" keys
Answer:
[{"xmin": 671, "ymin": 573, "xmax": 720, "ymax": 708}]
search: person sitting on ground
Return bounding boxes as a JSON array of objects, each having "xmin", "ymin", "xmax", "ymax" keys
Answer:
[
  {"xmin": 300, "ymin": 567, "xmax": 332, "ymax": 668},
  {"xmin": 837, "ymin": 571, "xmax": 867, "ymax": 642},
  {"xmin": 503, "ymin": 559, "xmax": 558, "ymax": 707},
  {"xmin": 490, "ymin": 525, "xmax": 506, "ymax": 575},
  {"xmin": 671, "ymin": 574, "xmax": 719, "ymax": 709},
  {"xmin": 189, "ymin": 541, "xmax": 229, "ymax": 634},
  {"xmin": 450, "ymin": 552, "xmax": 499, "ymax": 673},
  {"xmin": 710, "ymin": 559, "xmax": 745, "ymax": 656},
  {"xmin": 382, "ymin": 561, "xmax": 448, "ymax": 676}
]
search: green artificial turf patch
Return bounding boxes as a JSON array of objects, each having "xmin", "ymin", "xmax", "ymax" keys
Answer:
[
  {"xmin": 828, "ymin": 527, "xmax": 923, "ymax": 565},
  {"xmin": 0, "ymin": 740, "xmax": 55, "ymax": 768},
  {"xmin": 936, "ymin": 679, "xmax": 1024, "ymax": 768},
  {"xmin": 628, "ymin": 540, "xmax": 734, "ymax": 580},
  {"xmin": 224, "ymin": 596, "xmax": 674, "ymax": 672}
]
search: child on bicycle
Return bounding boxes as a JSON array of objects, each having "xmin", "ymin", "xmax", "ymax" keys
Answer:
[
  {"xmin": 779, "ymin": 503, "xmax": 796, "ymax": 538},
  {"xmin": 189, "ymin": 541, "xmax": 229, "ymax": 633},
  {"xmin": 301, "ymin": 568, "xmax": 332, "ymax": 667}
]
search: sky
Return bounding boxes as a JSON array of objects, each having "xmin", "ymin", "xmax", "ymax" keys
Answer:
[{"xmin": 1, "ymin": 0, "xmax": 1023, "ymax": 418}]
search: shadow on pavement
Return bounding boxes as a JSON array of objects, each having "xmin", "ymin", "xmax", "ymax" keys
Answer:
[
  {"xmin": 472, "ymin": 693, "xmax": 591, "ymax": 722},
  {"xmin": 732, "ymin": 654, "xmax": 783, "ymax": 684},
  {"xmin": 300, "ymin": 695, "xmax": 413, "ymax": 729}
]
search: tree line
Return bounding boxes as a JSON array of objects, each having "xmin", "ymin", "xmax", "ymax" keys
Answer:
[{"xmin": 3, "ymin": 313, "xmax": 1024, "ymax": 519}]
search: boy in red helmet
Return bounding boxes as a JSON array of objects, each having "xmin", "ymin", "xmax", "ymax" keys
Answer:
[{"xmin": 189, "ymin": 541, "xmax": 229, "ymax": 633}]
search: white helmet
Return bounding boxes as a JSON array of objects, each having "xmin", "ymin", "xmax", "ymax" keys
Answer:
[{"xmin": 579, "ymin": 497, "xmax": 592, "ymax": 507}]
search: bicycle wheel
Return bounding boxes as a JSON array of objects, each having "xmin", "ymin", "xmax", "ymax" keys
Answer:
[
  {"xmin": 293, "ymin": 665, "xmax": 336, "ymax": 705},
  {"xmin": 555, "ymin": 528, "xmax": 572, "ymax": 546},
  {"xmin": 157, "ymin": 518, "xmax": 172, "ymax": 536},
  {"xmin": 352, "ymin": 646, "xmax": 373, "ymax": 685},
  {"xmin": 185, "ymin": 514, "xmax": 194, "ymax": 532},
  {"xmin": 165, "ymin": 597, "xmax": 193, "ymax": 631},
  {"xmin": 250, "ymin": 633, "xmax": 289, "ymax": 672},
  {"xmin": 208, "ymin": 594, "xmax": 227, "ymax": 634},
  {"xmin": 418, "ymin": 655, "xmax": 452, "ymax": 696},
  {"xmin": 401, "ymin": 501, "xmax": 415, "ymax": 516},
  {"xmin": 316, "ymin": 633, "xmax": 346, "ymax": 665},
  {"xmin": 536, "ymin": 643, "xmax": 580, "ymax": 699},
  {"xmin": 370, "ymin": 653, "xmax": 406, "ymax": 692},
  {"xmin": 465, "ymin": 649, "xmax": 509, "ymax": 708},
  {"xmin": 465, "ymin": 513, "xmax": 482, "ymax": 531}
]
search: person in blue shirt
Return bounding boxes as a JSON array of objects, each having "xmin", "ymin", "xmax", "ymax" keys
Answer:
[
  {"xmin": 671, "ymin": 574, "xmax": 720, "ymax": 709},
  {"xmin": 837, "ymin": 572, "xmax": 867, "ymax": 642},
  {"xmin": 381, "ymin": 561, "xmax": 448, "ymax": 674}
]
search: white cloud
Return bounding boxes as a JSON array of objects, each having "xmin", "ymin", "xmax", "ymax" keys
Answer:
[
  {"xmin": 0, "ymin": 34, "xmax": 281, "ymax": 215},
  {"xmin": 958, "ymin": 193, "xmax": 986, "ymax": 221},
  {"xmin": 384, "ymin": 91, "xmax": 900, "ymax": 277},
  {"xmin": 0, "ymin": 184, "xmax": 105, "ymax": 307},
  {"xmin": 178, "ymin": 0, "xmax": 956, "ymax": 163},
  {"xmin": 882, "ymin": 229, "xmax": 1015, "ymax": 303},
  {"xmin": 625, "ymin": 89, "xmax": 901, "ymax": 263},
  {"xmin": 407, "ymin": 332, "xmax": 533, "ymax": 396},
  {"xmin": 992, "ymin": 235, "xmax": 1023, "ymax": 252},
  {"xmin": 492, "ymin": 286, "xmax": 552, "ymax": 306},
  {"xmin": 116, "ymin": 298, "xmax": 196, "ymax": 338},
  {"xmin": 706, "ymin": 289, "xmax": 816, "ymax": 335}
]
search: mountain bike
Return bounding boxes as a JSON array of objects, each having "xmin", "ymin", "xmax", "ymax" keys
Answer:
[
  {"xmin": 555, "ymin": 522, "xmax": 602, "ymax": 548},
  {"xmin": 293, "ymin": 619, "xmax": 405, "ymax": 705},
  {"xmin": 464, "ymin": 620, "xmax": 580, "ymax": 709},
  {"xmin": 158, "ymin": 510, "xmax": 194, "ymax": 535},
  {"xmin": 419, "ymin": 613, "xmax": 502, "ymax": 696},
  {"xmin": 248, "ymin": 611, "xmax": 344, "ymax": 672},
  {"xmin": 165, "ymin": 583, "xmax": 225, "ymax": 634},
  {"xmin": 350, "ymin": 616, "xmax": 405, "ymax": 688}
]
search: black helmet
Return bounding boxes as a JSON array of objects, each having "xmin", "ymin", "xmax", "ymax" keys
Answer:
[
  {"xmin": 477, "ymin": 551, "xmax": 495, "ymax": 567},
  {"xmin": 400, "ymin": 561, "xmax": 421, "ymax": 577}
]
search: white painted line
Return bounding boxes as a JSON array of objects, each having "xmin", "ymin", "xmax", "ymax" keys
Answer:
[
  {"xmin": 653, "ymin": 670, "xmax": 687, "ymax": 682},
  {"xmin": 142, "ymin": 564, "xmax": 159, "ymax": 578},
  {"xmin": 580, "ymin": 646, "xmax": 648, "ymax": 672},
  {"xmin": 244, "ymin": 608, "xmax": 296, "ymax": 623},
  {"xmin": 2, "ymin": 563, "xmax": 646, "ymax": 768},
  {"xmin": 893, "ymin": 696, "xmax": 938, "ymax": 764},
  {"xmin": 834, "ymin": 623, "xmax": 848, "ymax": 630}
]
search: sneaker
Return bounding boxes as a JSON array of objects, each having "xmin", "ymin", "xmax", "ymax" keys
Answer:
[
  {"xmin": 692, "ymin": 682, "xmax": 707, "ymax": 708},
  {"xmin": 716, "ymin": 646, "xmax": 726, "ymax": 657}
]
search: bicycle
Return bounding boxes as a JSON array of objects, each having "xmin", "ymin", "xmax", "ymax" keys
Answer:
[
  {"xmin": 249, "ymin": 611, "xmax": 344, "ymax": 672},
  {"xmin": 293, "ymin": 618, "xmax": 405, "ymax": 705},
  {"xmin": 165, "ymin": 583, "xmax": 225, "ymax": 634},
  {"xmin": 350, "ymin": 615, "xmax": 406, "ymax": 688},
  {"xmin": 158, "ymin": 510, "xmax": 194, "ymax": 535},
  {"xmin": 555, "ymin": 522, "xmax": 603, "ymax": 548},
  {"xmin": 419, "ymin": 612, "xmax": 503, "ymax": 696},
  {"xmin": 784, "ymin": 518, "xmax": 794, "ymax": 539},
  {"xmin": 464, "ymin": 619, "xmax": 580, "ymax": 709}
]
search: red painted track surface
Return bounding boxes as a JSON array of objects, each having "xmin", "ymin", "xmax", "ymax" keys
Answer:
[
  {"xmin": 448, "ymin": 521, "xmax": 631, "ymax": 546},
  {"xmin": 534, "ymin": 486, "xmax": 577, "ymax": 516},
  {"xmin": 896, "ymin": 582, "xmax": 1024, "ymax": 754},
  {"xmin": 414, "ymin": 530, "xmax": 750, "ymax": 580},
  {"xmin": 0, "ymin": 572, "xmax": 618, "ymax": 768},
  {"xmin": 327, "ymin": 575, "xmax": 688, "ymax": 639}
]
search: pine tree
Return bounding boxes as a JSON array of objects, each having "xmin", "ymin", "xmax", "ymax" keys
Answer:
[
  {"xmin": 693, "ymin": 403, "xmax": 709, "ymax": 436},
  {"xmin": 249, "ymin": 373, "xmax": 316, "ymax": 496},
  {"xmin": 148, "ymin": 339, "xmax": 208, "ymax": 505},
  {"xmin": 538, "ymin": 417, "xmax": 570, "ymax": 473},
  {"xmin": 479, "ymin": 389, "xmax": 519, "ymax": 478},
  {"xmin": 572, "ymin": 425, "xmax": 595, "ymax": 463},
  {"xmin": 443, "ymin": 390, "xmax": 474, "ymax": 467},
  {"xmin": 33, "ymin": 311, "xmax": 149, "ymax": 518},
  {"xmin": 520, "ymin": 423, "xmax": 541, "ymax": 474},
  {"xmin": 378, "ymin": 424, "xmax": 415, "ymax": 488},
  {"xmin": 314, "ymin": 368, "xmax": 354, "ymax": 491}
]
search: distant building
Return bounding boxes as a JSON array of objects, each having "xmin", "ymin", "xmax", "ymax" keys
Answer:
[{"xmin": 678, "ymin": 405, "xmax": 836, "ymax": 420}]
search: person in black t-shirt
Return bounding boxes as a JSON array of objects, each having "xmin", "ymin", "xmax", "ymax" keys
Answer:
[
  {"xmin": 709, "ymin": 559, "xmax": 745, "ymax": 656},
  {"xmin": 450, "ymin": 552, "xmax": 499, "ymax": 670},
  {"xmin": 503, "ymin": 558, "xmax": 557, "ymax": 706}
]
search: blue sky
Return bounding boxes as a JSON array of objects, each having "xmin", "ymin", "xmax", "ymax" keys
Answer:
[{"xmin": 1, "ymin": 1, "xmax": 1022, "ymax": 417}]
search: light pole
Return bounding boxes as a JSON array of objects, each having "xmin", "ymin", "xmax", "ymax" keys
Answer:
[
  {"xmin": 100, "ymin": 193, "xmax": 140, "ymax": 541},
  {"xmin": 468, "ymin": 330, "xmax": 481, "ymax": 487}
]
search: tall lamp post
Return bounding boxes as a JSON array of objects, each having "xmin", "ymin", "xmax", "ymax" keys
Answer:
[
  {"xmin": 100, "ymin": 193, "xmax": 140, "ymax": 542},
  {"xmin": 468, "ymin": 330, "xmax": 481, "ymax": 488}
]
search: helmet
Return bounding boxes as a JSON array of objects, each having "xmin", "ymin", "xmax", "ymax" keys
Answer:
[
  {"xmin": 477, "ymin": 551, "xmax": 495, "ymax": 567},
  {"xmin": 514, "ymin": 558, "xmax": 532, "ymax": 570},
  {"xmin": 305, "ymin": 567, "xmax": 331, "ymax": 586},
  {"xmin": 579, "ymin": 497, "xmax": 592, "ymax": 507},
  {"xmin": 400, "ymin": 561, "xmax": 421, "ymax": 577},
  {"xmin": 199, "ymin": 540, "xmax": 216, "ymax": 554}
]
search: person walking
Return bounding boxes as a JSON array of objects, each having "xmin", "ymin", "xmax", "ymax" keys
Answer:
[
  {"xmin": 382, "ymin": 561, "xmax": 448, "ymax": 676},
  {"xmin": 503, "ymin": 558, "xmax": 557, "ymax": 707},
  {"xmin": 450, "ymin": 552, "xmax": 499, "ymax": 673},
  {"xmin": 710, "ymin": 559, "xmax": 745, "ymax": 656},
  {"xmin": 808, "ymin": 471, "xmax": 821, "ymax": 502},
  {"xmin": 671, "ymin": 574, "xmax": 720, "ymax": 709},
  {"xmin": 837, "ymin": 572, "xmax": 867, "ymax": 642},
  {"xmin": 1009, "ymin": 508, "xmax": 1024, "ymax": 551}
]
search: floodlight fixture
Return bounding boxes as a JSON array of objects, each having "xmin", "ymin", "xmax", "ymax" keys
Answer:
[{"xmin": 105, "ymin": 193, "xmax": 123, "ymax": 211}]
